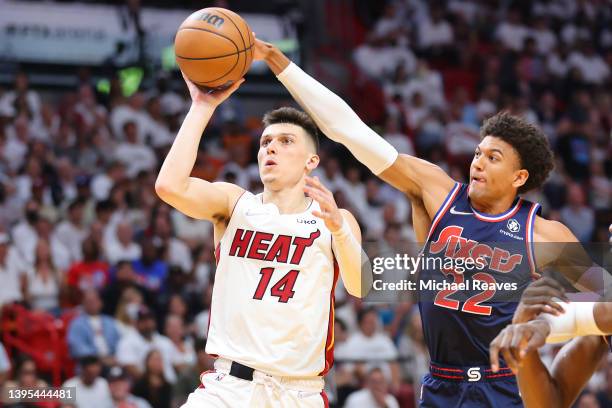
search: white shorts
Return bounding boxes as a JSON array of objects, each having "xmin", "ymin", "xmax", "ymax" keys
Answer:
[{"xmin": 181, "ymin": 358, "xmax": 328, "ymax": 408}]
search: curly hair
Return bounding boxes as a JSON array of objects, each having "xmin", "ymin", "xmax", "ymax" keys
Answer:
[
  {"xmin": 262, "ymin": 107, "xmax": 319, "ymax": 153},
  {"xmin": 480, "ymin": 112, "xmax": 554, "ymax": 194}
]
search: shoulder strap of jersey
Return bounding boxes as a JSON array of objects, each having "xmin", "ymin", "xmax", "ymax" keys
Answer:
[{"xmin": 424, "ymin": 182, "xmax": 463, "ymax": 243}]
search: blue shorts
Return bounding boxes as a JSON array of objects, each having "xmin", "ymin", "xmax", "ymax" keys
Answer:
[{"xmin": 419, "ymin": 363, "xmax": 523, "ymax": 408}]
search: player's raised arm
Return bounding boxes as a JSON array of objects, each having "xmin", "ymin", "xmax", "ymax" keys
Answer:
[
  {"xmin": 155, "ymin": 74, "xmax": 245, "ymax": 222},
  {"xmin": 254, "ymin": 40, "xmax": 455, "ymax": 213}
]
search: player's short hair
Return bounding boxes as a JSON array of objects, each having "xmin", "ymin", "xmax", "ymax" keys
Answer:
[
  {"xmin": 262, "ymin": 107, "xmax": 319, "ymax": 153},
  {"xmin": 480, "ymin": 112, "xmax": 554, "ymax": 194}
]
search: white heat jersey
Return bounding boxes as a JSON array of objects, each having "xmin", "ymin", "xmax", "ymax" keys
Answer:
[{"xmin": 206, "ymin": 191, "xmax": 338, "ymax": 378}]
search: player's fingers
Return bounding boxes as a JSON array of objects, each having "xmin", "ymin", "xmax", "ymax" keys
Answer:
[
  {"xmin": 489, "ymin": 337, "xmax": 502, "ymax": 372},
  {"xmin": 305, "ymin": 176, "xmax": 334, "ymax": 199},
  {"xmin": 501, "ymin": 348, "xmax": 518, "ymax": 374},
  {"xmin": 311, "ymin": 210, "xmax": 330, "ymax": 220},
  {"xmin": 304, "ymin": 186, "xmax": 330, "ymax": 208},
  {"xmin": 510, "ymin": 328, "xmax": 529, "ymax": 362},
  {"xmin": 524, "ymin": 331, "xmax": 546, "ymax": 355},
  {"xmin": 219, "ymin": 78, "xmax": 245, "ymax": 97}
]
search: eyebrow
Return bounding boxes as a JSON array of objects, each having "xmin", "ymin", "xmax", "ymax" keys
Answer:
[
  {"xmin": 261, "ymin": 132, "xmax": 297, "ymax": 139},
  {"xmin": 477, "ymin": 146, "xmax": 504, "ymax": 156}
]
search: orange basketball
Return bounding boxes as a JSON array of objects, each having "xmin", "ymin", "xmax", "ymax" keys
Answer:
[{"xmin": 174, "ymin": 8, "xmax": 254, "ymax": 89}]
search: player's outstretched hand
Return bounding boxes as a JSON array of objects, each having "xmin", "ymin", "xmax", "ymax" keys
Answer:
[
  {"xmin": 512, "ymin": 277, "xmax": 569, "ymax": 324},
  {"xmin": 489, "ymin": 319, "xmax": 551, "ymax": 374},
  {"xmin": 304, "ymin": 176, "xmax": 343, "ymax": 233},
  {"xmin": 252, "ymin": 34, "xmax": 275, "ymax": 61},
  {"xmin": 181, "ymin": 70, "xmax": 244, "ymax": 107}
]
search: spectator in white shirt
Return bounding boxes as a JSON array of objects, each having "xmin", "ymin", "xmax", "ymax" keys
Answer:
[
  {"xmin": 335, "ymin": 307, "xmax": 401, "ymax": 391},
  {"xmin": 62, "ymin": 356, "xmax": 113, "ymax": 408},
  {"xmin": 25, "ymin": 239, "xmax": 60, "ymax": 313},
  {"xmin": 568, "ymin": 42, "xmax": 610, "ymax": 85},
  {"xmin": 164, "ymin": 314, "xmax": 196, "ymax": 374},
  {"xmin": 54, "ymin": 198, "xmax": 88, "ymax": 263},
  {"xmin": 547, "ymin": 44, "xmax": 572, "ymax": 78},
  {"xmin": 114, "ymin": 121, "xmax": 157, "ymax": 178},
  {"xmin": 151, "ymin": 214, "xmax": 191, "ymax": 273},
  {"xmin": 116, "ymin": 306, "xmax": 177, "ymax": 384},
  {"xmin": 0, "ymin": 233, "xmax": 30, "ymax": 305},
  {"xmin": 105, "ymin": 221, "xmax": 141, "ymax": 265},
  {"xmin": 110, "ymin": 92, "xmax": 148, "ymax": 141},
  {"xmin": 345, "ymin": 368, "xmax": 400, "ymax": 408},
  {"xmin": 418, "ymin": 5, "xmax": 453, "ymax": 50},
  {"xmin": 107, "ymin": 365, "xmax": 152, "ymax": 408},
  {"xmin": 11, "ymin": 199, "xmax": 39, "ymax": 260},
  {"xmin": 530, "ymin": 16, "xmax": 557, "ymax": 55},
  {"xmin": 91, "ymin": 162, "xmax": 127, "ymax": 202},
  {"xmin": 495, "ymin": 9, "xmax": 529, "ymax": 51},
  {"xmin": 0, "ymin": 72, "xmax": 41, "ymax": 122}
]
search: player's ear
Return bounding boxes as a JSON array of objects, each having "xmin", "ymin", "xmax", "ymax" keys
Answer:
[
  {"xmin": 306, "ymin": 154, "xmax": 320, "ymax": 172},
  {"xmin": 512, "ymin": 169, "xmax": 529, "ymax": 189}
]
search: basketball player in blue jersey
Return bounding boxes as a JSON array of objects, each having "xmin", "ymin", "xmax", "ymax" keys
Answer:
[
  {"xmin": 489, "ymin": 276, "xmax": 612, "ymax": 407},
  {"xmin": 254, "ymin": 39, "xmax": 606, "ymax": 407}
]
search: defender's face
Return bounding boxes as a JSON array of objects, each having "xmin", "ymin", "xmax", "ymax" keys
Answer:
[
  {"xmin": 258, "ymin": 123, "xmax": 318, "ymax": 189},
  {"xmin": 468, "ymin": 136, "xmax": 525, "ymax": 202}
]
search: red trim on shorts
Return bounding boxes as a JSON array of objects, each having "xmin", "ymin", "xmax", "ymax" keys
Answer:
[
  {"xmin": 429, "ymin": 364, "xmax": 463, "ymax": 373},
  {"xmin": 198, "ymin": 370, "xmax": 215, "ymax": 388},
  {"xmin": 317, "ymin": 259, "xmax": 339, "ymax": 376},
  {"xmin": 431, "ymin": 373, "xmax": 464, "ymax": 380},
  {"xmin": 320, "ymin": 390, "xmax": 329, "ymax": 408}
]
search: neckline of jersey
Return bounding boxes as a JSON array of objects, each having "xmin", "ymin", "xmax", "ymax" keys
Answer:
[{"xmin": 256, "ymin": 193, "xmax": 314, "ymax": 216}]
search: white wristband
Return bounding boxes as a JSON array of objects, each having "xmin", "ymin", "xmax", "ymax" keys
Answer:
[{"xmin": 543, "ymin": 302, "xmax": 605, "ymax": 344}]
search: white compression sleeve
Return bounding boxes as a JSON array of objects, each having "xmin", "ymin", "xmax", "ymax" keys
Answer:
[
  {"xmin": 331, "ymin": 219, "xmax": 371, "ymax": 298},
  {"xmin": 542, "ymin": 301, "xmax": 606, "ymax": 344},
  {"xmin": 277, "ymin": 63, "xmax": 398, "ymax": 175}
]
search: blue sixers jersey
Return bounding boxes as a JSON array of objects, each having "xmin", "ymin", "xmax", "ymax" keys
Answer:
[{"xmin": 418, "ymin": 183, "xmax": 541, "ymax": 366}]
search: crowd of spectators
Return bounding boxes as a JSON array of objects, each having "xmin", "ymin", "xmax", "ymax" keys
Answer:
[{"xmin": 0, "ymin": 0, "xmax": 609, "ymax": 407}]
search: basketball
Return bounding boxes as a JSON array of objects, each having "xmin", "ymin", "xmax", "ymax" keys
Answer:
[{"xmin": 174, "ymin": 7, "xmax": 254, "ymax": 89}]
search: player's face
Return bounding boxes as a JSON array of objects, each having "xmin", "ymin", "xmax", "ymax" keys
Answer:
[
  {"xmin": 468, "ymin": 136, "xmax": 527, "ymax": 202},
  {"xmin": 258, "ymin": 123, "xmax": 319, "ymax": 190}
]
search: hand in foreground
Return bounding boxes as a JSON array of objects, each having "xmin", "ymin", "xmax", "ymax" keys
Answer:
[
  {"xmin": 489, "ymin": 319, "xmax": 551, "ymax": 374},
  {"xmin": 181, "ymin": 71, "xmax": 244, "ymax": 107},
  {"xmin": 252, "ymin": 34, "xmax": 275, "ymax": 61},
  {"xmin": 304, "ymin": 176, "xmax": 343, "ymax": 233},
  {"xmin": 512, "ymin": 277, "xmax": 569, "ymax": 324}
]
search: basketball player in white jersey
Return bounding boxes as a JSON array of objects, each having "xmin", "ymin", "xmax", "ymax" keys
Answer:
[{"xmin": 155, "ymin": 74, "xmax": 367, "ymax": 407}]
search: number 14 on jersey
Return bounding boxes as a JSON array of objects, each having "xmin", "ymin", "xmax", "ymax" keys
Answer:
[{"xmin": 253, "ymin": 267, "xmax": 299, "ymax": 303}]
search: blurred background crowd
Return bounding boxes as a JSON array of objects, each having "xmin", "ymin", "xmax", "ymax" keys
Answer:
[{"xmin": 0, "ymin": 0, "xmax": 610, "ymax": 407}]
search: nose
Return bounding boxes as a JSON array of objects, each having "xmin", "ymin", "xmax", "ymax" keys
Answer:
[
  {"xmin": 472, "ymin": 154, "xmax": 484, "ymax": 171},
  {"xmin": 266, "ymin": 140, "xmax": 277, "ymax": 155}
]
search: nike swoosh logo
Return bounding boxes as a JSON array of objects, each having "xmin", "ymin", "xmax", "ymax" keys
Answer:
[
  {"xmin": 449, "ymin": 206, "xmax": 473, "ymax": 216},
  {"xmin": 245, "ymin": 210, "xmax": 269, "ymax": 216}
]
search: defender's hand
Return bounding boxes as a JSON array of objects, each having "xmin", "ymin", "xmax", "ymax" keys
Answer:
[
  {"xmin": 181, "ymin": 71, "xmax": 244, "ymax": 107},
  {"xmin": 513, "ymin": 277, "xmax": 569, "ymax": 324},
  {"xmin": 489, "ymin": 320, "xmax": 551, "ymax": 374},
  {"xmin": 252, "ymin": 34, "xmax": 275, "ymax": 61},
  {"xmin": 304, "ymin": 176, "xmax": 343, "ymax": 233}
]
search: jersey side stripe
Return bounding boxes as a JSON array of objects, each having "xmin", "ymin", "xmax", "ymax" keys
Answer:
[
  {"xmin": 526, "ymin": 202, "xmax": 541, "ymax": 279},
  {"xmin": 318, "ymin": 259, "xmax": 339, "ymax": 376}
]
